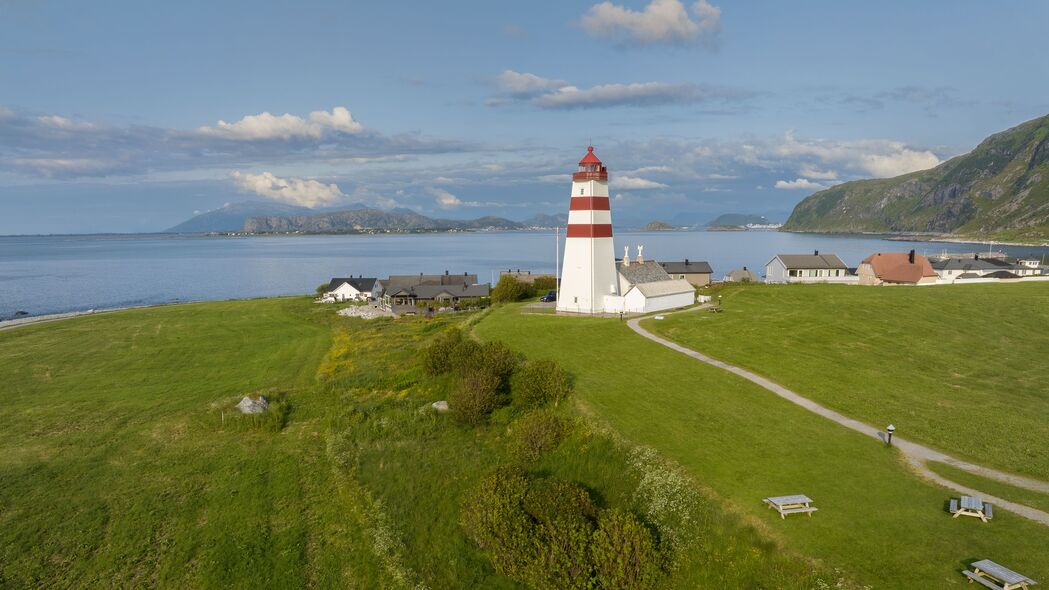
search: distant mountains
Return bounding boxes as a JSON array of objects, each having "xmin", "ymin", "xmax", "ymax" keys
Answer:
[
  {"xmin": 785, "ymin": 113, "xmax": 1049, "ymax": 243},
  {"xmin": 168, "ymin": 203, "xmax": 570, "ymax": 234},
  {"xmin": 706, "ymin": 213, "xmax": 770, "ymax": 227}
]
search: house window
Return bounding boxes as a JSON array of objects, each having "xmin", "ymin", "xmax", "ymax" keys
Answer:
[{"xmin": 789, "ymin": 269, "xmax": 798, "ymax": 277}]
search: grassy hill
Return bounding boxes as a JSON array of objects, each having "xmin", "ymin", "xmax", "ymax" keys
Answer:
[
  {"xmin": 0, "ymin": 298, "xmax": 848, "ymax": 588},
  {"xmin": 784, "ymin": 113, "xmax": 1049, "ymax": 242}
]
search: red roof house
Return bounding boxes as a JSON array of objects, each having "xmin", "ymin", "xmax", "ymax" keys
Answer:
[{"xmin": 858, "ymin": 250, "xmax": 938, "ymax": 285}]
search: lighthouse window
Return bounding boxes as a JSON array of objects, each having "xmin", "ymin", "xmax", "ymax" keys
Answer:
[{"xmin": 580, "ymin": 188, "xmax": 584, "ymax": 195}]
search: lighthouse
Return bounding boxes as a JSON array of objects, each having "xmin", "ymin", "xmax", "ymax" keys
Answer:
[{"xmin": 557, "ymin": 146, "xmax": 619, "ymax": 314}]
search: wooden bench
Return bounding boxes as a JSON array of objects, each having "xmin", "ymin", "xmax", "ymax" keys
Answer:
[
  {"xmin": 964, "ymin": 570, "xmax": 1007, "ymax": 589},
  {"xmin": 780, "ymin": 506, "xmax": 818, "ymax": 516},
  {"xmin": 763, "ymin": 495, "xmax": 817, "ymax": 519},
  {"xmin": 985, "ymin": 504, "xmax": 994, "ymax": 519},
  {"xmin": 950, "ymin": 498, "xmax": 959, "ymax": 514}
]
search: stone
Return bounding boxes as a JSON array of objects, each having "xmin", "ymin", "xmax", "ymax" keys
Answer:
[{"xmin": 431, "ymin": 400, "xmax": 449, "ymax": 412}]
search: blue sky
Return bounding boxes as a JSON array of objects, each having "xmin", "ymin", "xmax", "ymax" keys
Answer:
[{"xmin": 2, "ymin": 0, "xmax": 1048, "ymax": 234}]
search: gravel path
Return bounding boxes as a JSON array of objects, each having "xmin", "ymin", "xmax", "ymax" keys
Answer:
[{"xmin": 628, "ymin": 304, "xmax": 1049, "ymax": 527}]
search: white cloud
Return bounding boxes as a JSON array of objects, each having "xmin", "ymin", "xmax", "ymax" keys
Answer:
[
  {"xmin": 496, "ymin": 70, "xmax": 568, "ymax": 97},
  {"xmin": 772, "ymin": 131, "xmax": 941, "ymax": 178},
  {"xmin": 799, "ymin": 166, "xmax": 838, "ymax": 180},
  {"xmin": 774, "ymin": 178, "xmax": 827, "ymax": 190},
  {"xmin": 0, "ymin": 106, "xmax": 14, "ymax": 119},
  {"xmin": 199, "ymin": 107, "xmax": 363, "ymax": 140},
  {"xmin": 533, "ymin": 82, "xmax": 734, "ymax": 109},
  {"xmin": 581, "ymin": 0, "xmax": 721, "ymax": 47},
  {"xmin": 13, "ymin": 158, "xmax": 118, "ymax": 177},
  {"xmin": 538, "ymin": 173, "xmax": 572, "ymax": 183},
  {"xmin": 36, "ymin": 115, "xmax": 97, "ymax": 130},
  {"xmin": 231, "ymin": 171, "xmax": 345, "ymax": 207},
  {"xmin": 611, "ymin": 175, "xmax": 669, "ymax": 189}
]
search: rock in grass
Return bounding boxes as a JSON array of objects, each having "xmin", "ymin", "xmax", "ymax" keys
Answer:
[{"xmin": 432, "ymin": 400, "xmax": 449, "ymax": 412}]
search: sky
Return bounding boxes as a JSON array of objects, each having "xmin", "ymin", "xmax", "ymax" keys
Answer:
[{"xmin": 2, "ymin": 0, "xmax": 1048, "ymax": 234}]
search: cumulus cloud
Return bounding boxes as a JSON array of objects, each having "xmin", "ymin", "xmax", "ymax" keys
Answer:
[
  {"xmin": 36, "ymin": 115, "xmax": 96, "ymax": 131},
  {"xmin": 611, "ymin": 175, "xmax": 669, "ymax": 189},
  {"xmin": 774, "ymin": 178, "xmax": 827, "ymax": 190},
  {"xmin": 198, "ymin": 106, "xmax": 363, "ymax": 140},
  {"xmin": 495, "ymin": 70, "xmax": 569, "ymax": 98},
  {"xmin": 231, "ymin": 171, "xmax": 345, "ymax": 208},
  {"xmin": 581, "ymin": 0, "xmax": 721, "ymax": 47},
  {"xmin": 799, "ymin": 165, "xmax": 838, "ymax": 180},
  {"xmin": 770, "ymin": 130, "xmax": 942, "ymax": 178}
]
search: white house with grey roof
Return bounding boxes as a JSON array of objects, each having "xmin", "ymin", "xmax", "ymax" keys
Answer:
[
  {"xmin": 602, "ymin": 247, "xmax": 695, "ymax": 314},
  {"xmin": 325, "ymin": 277, "xmax": 380, "ymax": 301},
  {"xmin": 765, "ymin": 252, "xmax": 857, "ymax": 284}
]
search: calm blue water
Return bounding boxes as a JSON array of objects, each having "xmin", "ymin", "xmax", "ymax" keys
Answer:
[{"xmin": 2, "ymin": 232, "xmax": 1047, "ymax": 318}]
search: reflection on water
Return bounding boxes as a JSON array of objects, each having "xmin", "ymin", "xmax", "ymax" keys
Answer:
[{"xmin": 1, "ymin": 232, "xmax": 1046, "ymax": 318}]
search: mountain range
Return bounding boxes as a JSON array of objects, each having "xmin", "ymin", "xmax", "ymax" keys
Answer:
[{"xmin": 784, "ymin": 113, "xmax": 1049, "ymax": 243}]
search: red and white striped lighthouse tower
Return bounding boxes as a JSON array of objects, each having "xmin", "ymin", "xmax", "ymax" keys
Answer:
[{"xmin": 557, "ymin": 146, "xmax": 618, "ymax": 314}]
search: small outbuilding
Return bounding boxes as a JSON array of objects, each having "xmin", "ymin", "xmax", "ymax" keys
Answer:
[{"xmin": 724, "ymin": 267, "xmax": 759, "ymax": 283}]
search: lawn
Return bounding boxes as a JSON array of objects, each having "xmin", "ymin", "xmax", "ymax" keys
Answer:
[
  {"xmin": 647, "ymin": 282, "xmax": 1049, "ymax": 480},
  {"xmin": 0, "ymin": 298, "xmax": 844, "ymax": 589},
  {"xmin": 0, "ymin": 298, "xmax": 385, "ymax": 588},
  {"xmin": 474, "ymin": 304, "xmax": 1049, "ymax": 588}
]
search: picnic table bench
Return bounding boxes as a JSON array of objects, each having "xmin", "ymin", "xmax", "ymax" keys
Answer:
[
  {"xmin": 763, "ymin": 494, "xmax": 817, "ymax": 519},
  {"xmin": 950, "ymin": 495, "xmax": 994, "ymax": 522},
  {"xmin": 963, "ymin": 559, "xmax": 1036, "ymax": 589}
]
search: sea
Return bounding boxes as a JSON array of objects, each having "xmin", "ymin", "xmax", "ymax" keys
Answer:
[{"xmin": 2, "ymin": 231, "xmax": 1047, "ymax": 319}]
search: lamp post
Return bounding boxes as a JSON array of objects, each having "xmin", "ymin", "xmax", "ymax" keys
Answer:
[
  {"xmin": 886, "ymin": 423, "xmax": 895, "ymax": 447},
  {"xmin": 718, "ymin": 295, "xmax": 723, "ymax": 309}
]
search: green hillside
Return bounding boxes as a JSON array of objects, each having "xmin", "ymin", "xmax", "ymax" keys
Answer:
[{"xmin": 784, "ymin": 113, "xmax": 1049, "ymax": 242}]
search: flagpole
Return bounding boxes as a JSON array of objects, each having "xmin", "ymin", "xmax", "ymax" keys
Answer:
[{"xmin": 555, "ymin": 225, "xmax": 560, "ymax": 304}]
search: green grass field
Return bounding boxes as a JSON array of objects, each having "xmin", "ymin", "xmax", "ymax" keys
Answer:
[
  {"xmin": 474, "ymin": 304, "xmax": 1049, "ymax": 588},
  {"xmin": 2, "ymin": 298, "xmax": 855, "ymax": 589},
  {"xmin": 648, "ymin": 282, "xmax": 1049, "ymax": 480}
]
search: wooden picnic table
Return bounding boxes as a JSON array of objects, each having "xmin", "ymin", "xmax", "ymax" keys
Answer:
[
  {"xmin": 763, "ymin": 494, "xmax": 818, "ymax": 519},
  {"xmin": 964, "ymin": 559, "xmax": 1037, "ymax": 589},
  {"xmin": 951, "ymin": 495, "xmax": 994, "ymax": 522}
]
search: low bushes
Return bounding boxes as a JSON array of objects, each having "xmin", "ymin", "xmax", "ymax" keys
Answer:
[
  {"xmin": 511, "ymin": 359, "xmax": 572, "ymax": 408},
  {"xmin": 508, "ymin": 410, "xmax": 567, "ymax": 463},
  {"xmin": 449, "ymin": 368, "xmax": 503, "ymax": 426},
  {"xmin": 460, "ymin": 466, "xmax": 664, "ymax": 590},
  {"xmin": 491, "ymin": 275, "xmax": 532, "ymax": 303}
]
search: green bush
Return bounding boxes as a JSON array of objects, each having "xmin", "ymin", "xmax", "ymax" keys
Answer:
[
  {"xmin": 461, "ymin": 467, "xmax": 663, "ymax": 590},
  {"xmin": 422, "ymin": 327, "xmax": 467, "ymax": 376},
  {"xmin": 492, "ymin": 275, "xmax": 534, "ymax": 303},
  {"xmin": 478, "ymin": 341, "xmax": 523, "ymax": 391},
  {"xmin": 511, "ymin": 359, "xmax": 572, "ymax": 408},
  {"xmin": 509, "ymin": 410, "xmax": 567, "ymax": 463},
  {"xmin": 449, "ymin": 367, "xmax": 503, "ymax": 426},
  {"xmin": 532, "ymin": 276, "xmax": 558, "ymax": 292},
  {"xmin": 591, "ymin": 509, "xmax": 662, "ymax": 589}
]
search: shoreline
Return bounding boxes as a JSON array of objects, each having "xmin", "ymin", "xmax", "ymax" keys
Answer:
[{"xmin": 779, "ymin": 229, "xmax": 1049, "ymax": 248}]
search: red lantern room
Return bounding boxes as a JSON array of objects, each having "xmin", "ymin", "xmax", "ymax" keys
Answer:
[{"xmin": 572, "ymin": 146, "xmax": 608, "ymax": 181}]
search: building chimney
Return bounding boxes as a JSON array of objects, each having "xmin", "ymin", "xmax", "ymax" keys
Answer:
[
  {"xmin": 814, "ymin": 249, "xmax": 819, "ymax": 256},
  {"xmin": 622, "ymin": 245, "xmax": 630, "ymax": 267},
  {"xmin": 445, "ymin": 270, "xmax": 449, "ymax": 275},
  {"xmin": 743, "ymin": 266, "xmax": 748, "ymax": 271},
  {"xmin": 685, "ymin": 258, "xmax": 689, "ymax": 265},
  {"xmin": 636, "ymin": 244, "xmax": 644, "ymax": 264},
  {"xmin": 908, "ymin": 249, "xmax": 915, "ymax": 264}
]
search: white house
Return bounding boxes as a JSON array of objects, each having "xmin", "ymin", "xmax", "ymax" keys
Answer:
[
  {"xmin": 325, "ymin": 277, "xmax": 380, "ymax": 302},
  {"xmin": 765, "ymin": 252, "xmax": 856, "ymax": 284},
  {"xmin": 602, "ymin": 248, "xmax": 695, "ymax": 314}
]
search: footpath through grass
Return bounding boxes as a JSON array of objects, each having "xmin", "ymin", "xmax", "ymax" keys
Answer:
[
  {"xmin": 475, "ymin": 304, "xmax": 1049, "ymax": 588},
  {"xmin": 649, "ymin": 282, "xmax": 1049, "ymax": 480}
]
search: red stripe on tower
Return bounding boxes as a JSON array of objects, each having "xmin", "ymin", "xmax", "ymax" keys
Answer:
[
  {"xmin": 569, "ymin": 196, "xmax": 611, "ymax": 211},
  {"xmin": 566, "ymin": 224, "xmax": 613, "ymax": 238}
]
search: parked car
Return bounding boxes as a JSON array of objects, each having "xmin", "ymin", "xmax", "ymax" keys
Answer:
[{"xmin": 539, "ymin": 290, "xmax": 557, "ymax": 302}]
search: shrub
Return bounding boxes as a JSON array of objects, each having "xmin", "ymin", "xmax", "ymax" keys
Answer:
[
  {"xmin": 316, "ymin": 282, "xmax": 330, "ymax": 295},
  {"xmin": 532, "ymin": 276, "xmax": 558, "ymax": 292},
  {"xmin": 511, "ymin": 358, "xmax": 572, "ymax": 408},
  {"xmin": 591, "ymin": 509, "xmax": 662, "ymax": 590},
  {"xmin": 422, "ymin": 327, "xmax": 466, "ymax": 376},
  {"xmin": 509, "ymin": 410, "xmax": 567, "ymax": 463},
  {"xmin": 449, "ymin": 367, "xmax": 502, "ymax": 426},
  {"xmin": 491, "ymin": 275, "xmax": 534, "ymax": 303},
  {"xmin": 461, "ymin": 467, "xmax": 663, "ymax": 590},
  {"xmin": 478, "ymin": 341, "xmax": 523, "ymax": 391}
]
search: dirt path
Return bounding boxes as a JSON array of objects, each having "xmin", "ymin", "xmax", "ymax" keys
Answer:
[{"xmin": 627, "ymin": 305, "xmax": 1049, "ymax": 527}]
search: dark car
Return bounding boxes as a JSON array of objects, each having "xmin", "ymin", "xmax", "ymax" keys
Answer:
[{"xmin": 539, "ymin": 290, "xmax": 557, "ymax": 302}]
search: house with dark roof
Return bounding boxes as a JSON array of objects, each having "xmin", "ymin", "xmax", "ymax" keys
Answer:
[
  {"xmin": 658, "ymin": 259, "xmax": 714, "ymax": 287},
  {"xmin": 325, "ymin": 276, "xmax": 380, "ymax": 301},
  {"xmin": 857, "ymin": 251, "xmax": 938, "ymax": 285},
  {"xmin": 765, "ymin": 251, "xmax": 856, "ymax": 284},
  {"xmin": 384, "ymin": 282, "xmax": 490, "ymax": 307}
]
